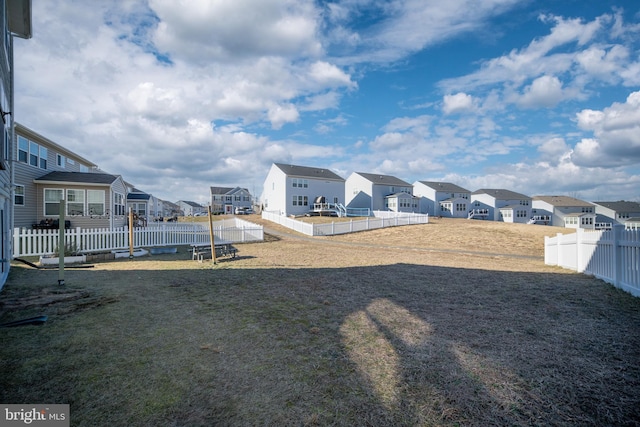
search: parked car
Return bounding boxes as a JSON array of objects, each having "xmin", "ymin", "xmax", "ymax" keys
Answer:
[
  {"xmin": 235, "ymin": 207, "xmax": 253, "ymax": 215},
  {"xmin": 194, "ymin": 212, "xmax": 207, "ymax": 217}
]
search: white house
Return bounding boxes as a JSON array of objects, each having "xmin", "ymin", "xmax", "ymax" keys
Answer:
[
  {"xmin": 413, "ymin": 181, "xmax": 470, "ymax": 217},
  {"xmin": 470, "ymin": 189, "xmax": 531, "ymax": 223},
  {"xmin": 592, "ymin": 201, "xmax": 640, "ymax": 227},
  {"xmin": 346, "ymin": 172, "xmax": 415, "ymax": 213},
  {"xmin": 127, "ymin": 187, "xmax": 162, "ymax": 223},
  {"xmin": 531, "ymin": 195, "xmax": 596, "ymax": 229},
  {"xmin": 261, "ymin": 163, "xmax": 345, "ymax": 216},
  {"xmin": 210, "ymin": 186, "xmax": 253, "ymax": 214},
  {"xmin": 177, "ymin": 200, "xmax": 206, "ymax": 216}
]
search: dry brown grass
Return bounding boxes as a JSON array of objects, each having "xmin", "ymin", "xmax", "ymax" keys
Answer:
[{"xmin": 1, "ymin": 217, "xmax": 638, "ymax": 426}]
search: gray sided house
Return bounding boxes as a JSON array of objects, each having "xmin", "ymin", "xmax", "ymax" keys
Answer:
[
  {"xmin": 177, "ymin": 200, "xmax": 206, "ymax": 216},
  {"xmin": 592, "ymin": 201, "xmax": 640, "ymax": 228},
  {"xmin": 161, "ymin": 200, "xmax": 180, "ymax": 218},
  {"xmin": 345, "ymin": 172, "xmax": 416, "ymax": 213},
  {"xmin": 13, "ymin": 123, "xmax": 104, "ymax": 229},
  {"xmin": 1, "ymin": 0, "xmax": 32, "ymax": 288},
  {"xmin": 31, "ymin": 172, "xmax": 128, "ymax": 229},
  {"xmin": 413, "ymin": 181, "xmax": 471, "ymax": 217},
  {"xmin": 262, "ymin": 163, "xmax": 345, "ymax": 216},
  {"xmin": 531, "ymin": 196, "xmax": 596, "ymax": 229},
  {"xmin": 470, "ymin": 189, "xmax": 532, "ymax": 223},
  {"xmin": 127, "ymin": 187, "xmax": 161, "ymax": 222},
  {"xmin": 210, "ymin": 186, "xmax": 252, "ymax": 214}
]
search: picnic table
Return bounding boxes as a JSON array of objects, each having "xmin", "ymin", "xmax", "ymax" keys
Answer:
[{"xmin": 190, "ymin": 241, "xmax": 238, "ymax": 262}]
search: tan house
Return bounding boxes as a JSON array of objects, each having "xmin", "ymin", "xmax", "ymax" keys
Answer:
[{"xmin": 31, "ymin": 171, "xmax": 128, "ymax": 229}]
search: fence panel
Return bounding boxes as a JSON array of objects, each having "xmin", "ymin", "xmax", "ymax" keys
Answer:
[
  {"xmin": 13, "ymin": 219, "xmax": 263, "ymax": 258},
  {"xmin": 545, "ymin": 225, "xmax": 640, "ymax": 297}
]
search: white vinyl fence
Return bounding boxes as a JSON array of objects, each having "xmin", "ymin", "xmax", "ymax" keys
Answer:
[
  {"xmin": 13, "ymin": 218, "xmax": 263, "ymax": 258},
  {"xmin": 545, "ymin": 225, "xmax": 640, "ymax": 297},
  {"xmin": 262, "ymin": 210, "xmax": 429, "ymax": 236}
]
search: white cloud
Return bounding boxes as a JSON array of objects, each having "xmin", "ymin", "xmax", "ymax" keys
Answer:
[
  {"xmin": 267, "ymin": 104, "xmax": 300, "ymax": 130},
  {"xmin": 442, "ymin": 92, "xmax": 475, "ymax": 114},
  {"xmin": 517, "ymin": 75, "xmax": 564, "ymax": 108},
  {"xmin": 151, "ymin": 0, "xmax": 322, "ymax": 63},
  {"xmin": 572, "ymin": 91, "xmax": 640, "ymax": 166},
  {"xmin": 326, "ymin": 0, "xmax": 522, "ymax": 63}
]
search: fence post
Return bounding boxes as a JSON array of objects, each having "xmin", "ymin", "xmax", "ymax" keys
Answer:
[
  {"xmin": 612, "ymin": 224, "xmax": 622, "ymax": 288},
  {"xmin": 556, "ymin": 233, "xmax": 563, "ymax": 267},
  {"xmin": 576, "ymin": 228, "xmax": 584, "ymax": 273}
]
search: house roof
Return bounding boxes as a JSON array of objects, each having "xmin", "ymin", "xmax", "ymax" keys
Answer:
[
  {"xmin": 472, "ymin": 188, "xmax": 530, "ymax": 200},
  {"xmin": 593, "ymin": 201, "xmax": 640, "ymax": 213},
  {"xmin": 564, "ymin": 212, "xmax": 592, "ymax": 217},
  {"xmin": 533, "ymin": 195, "xmax": 593, "ymax": 207},
  {"xmin": 274, "ymin": 163, "xmax": 344, "ymax": 181},
  {"xmin": 499, "ymin": 204, "xmax": 528, "ymax": 210},
  {"xmin": 385, "ymin": 192, "xmax": 416, "ymax": 198},
  {"xmin": 127, "ymin": 193, "xmax": 151, "ymax": 201},
  {"xmin": 178, "ymin": 200, "xmax": 204, "ymax": 208},
  {"xmin": 355, "ymin": 172, "xmax": 411, "ymax": 186},
  {"xmin": 210, "ymin": 186, "xmax": 249, "ymax": 195},
  {"xmin": 210, "ymin": 186, "xmax": 234, "ymax": 195},
  {"xmin": 34, "ymin": 171, "xmax": 119, "ymax": 186},
  {"xmin": 417, "ymin": 181, "xmax": 470, "ymax": 193}
]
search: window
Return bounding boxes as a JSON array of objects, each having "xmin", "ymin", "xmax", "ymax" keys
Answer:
[
  {"xmin": 292, "ymin": 178, "xmax": 308, "ymax": 188},
  {"xmin": 14, "ymin": 185, "xmax": 24, "ymax": 206},
  {"xmin": 57, "ymin": 154, "xmax": 66, "ymax": 168},
  {"xmin": 80, "ymin": 164, "xmax": 89, "ymax": 172},
  {"xmin": 18, "ymin": 136, "xmax": 28, "ymax": 163},
  {"xmin": 45, "ymin": 189, "xmax": 64, "ymax": 216},
  {"xmin": 39, "ymin": 146, "xmax": 48, "ymax": 169},
  {"xmin": 88, "ymin": 190, "xmax": 105, "ymax": 215},
  {"xmin": 18, "ymin": 137, "xmax": 48, "ymax": 169},
  {"xmin": 114, "ymin": 193, "xmax": 125, "ymax": 216},
  {"xmin": 292, "ymin": 195, "xmax": 308, "ymax": 206},
  {"xmin": 67, "ymin": 189, "xmax": 85, "ymax": 215},
  {"xmin": 29, "ymin": 141, "xmax": 39, "ymax": 166},
  {"xmin": 133, "ymin": 203, "xmax": 146, "ymax": 217}
]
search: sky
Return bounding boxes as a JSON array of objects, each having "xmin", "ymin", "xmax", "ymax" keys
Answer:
[{"xmin": 13, "ymin": 0, "xmax": 640, "ymax": 205}]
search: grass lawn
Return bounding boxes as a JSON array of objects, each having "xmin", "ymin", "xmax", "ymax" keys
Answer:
[{"xmin": 1, "ymin": 218, "xmax": 639, "ymax": 426}]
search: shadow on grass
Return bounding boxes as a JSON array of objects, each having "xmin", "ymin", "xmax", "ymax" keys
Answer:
[{"xmin": 1, "ymin": 262, "xmax": 639, "ymax": 426}]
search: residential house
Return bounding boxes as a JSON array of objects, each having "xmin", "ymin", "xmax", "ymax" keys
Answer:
[
  {"xmin": 1, "ymin": 0, "xmax": 31, "ymax": 288},
  {"xmin": 261, "ymin": 163, "xmax": 345, "ymax": 216},
  {"xmin": 531, "ymin": 196, "xmax": 596, "ymax": 229},
  {"xmin": 592, "ymin": 201, "xmax": 640, "ymax": 228},
  {"xmin": 31, "ymin": 171, "xmax": 128, "ymax": 229},
  {"xmin": 126, "ymin": 186, "xmax": 161, "ymax": 223},
  {"xmin": 210, "ymin": 186, "xmax": 252, "ymax": 214},
  {"xmin": 13, "ymin": 123, "xmax": 117, "ymax": 229},
  {"xmin": 470, "ymin": 189, "xmax": 532, "ymax": 223},
  {"xmin": 345, "ymin": 172, "xmax": 416, "ymax": 213},
  {"xmin": 413, "ymin": 181, "xmax": 471, "ymax": 217},
  {"xmin": 161, "ymin": 200, "xmax": 180, "ymax": 218},
  {"xmin": 177, "ymin": 200, "xmax": 206, "ymax": 216}
]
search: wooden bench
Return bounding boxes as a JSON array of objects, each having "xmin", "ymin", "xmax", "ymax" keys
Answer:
[{"xmin": 191, "ymin": 243, "xmax": 238, "ymax": 262}]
